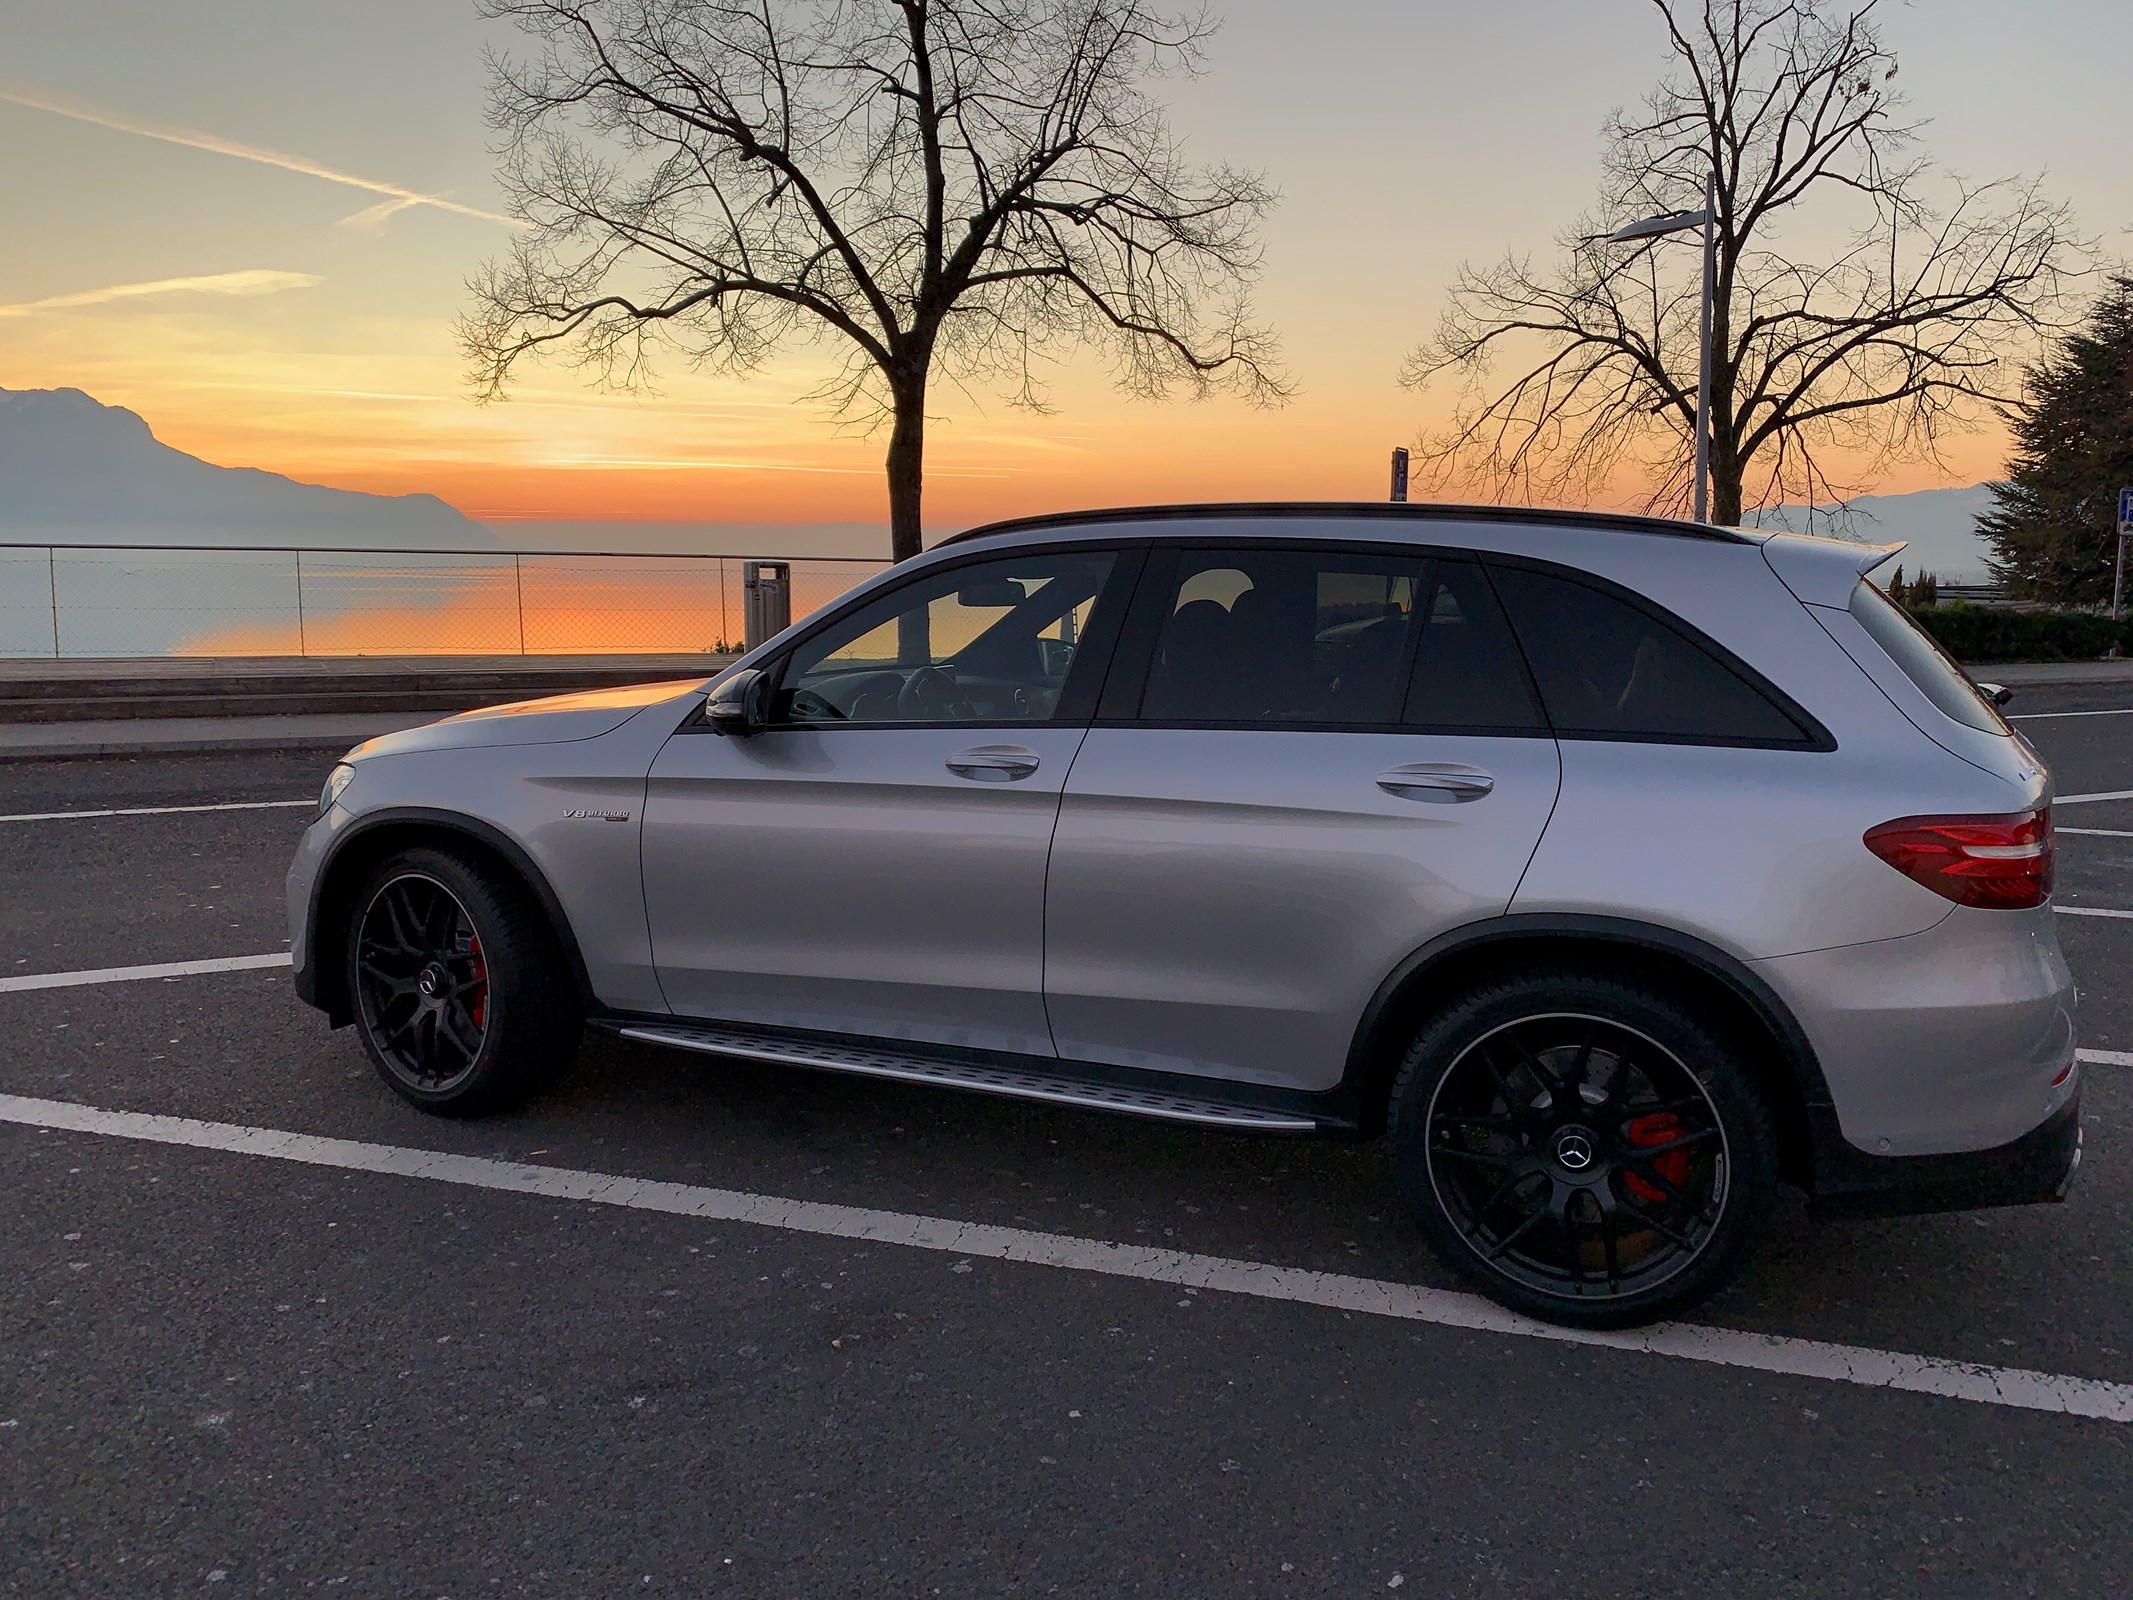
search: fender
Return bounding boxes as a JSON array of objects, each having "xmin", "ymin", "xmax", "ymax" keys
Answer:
[
  {"xmin": 1340, "ymin": 912, "xmax": 1835, "ymax": 1114},
  {"xmin": 298, "ymin": 805, "xmax": 596, "ymax": 1021}
]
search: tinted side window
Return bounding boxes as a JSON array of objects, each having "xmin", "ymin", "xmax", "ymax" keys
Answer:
[
  {"xmin": 1141, "ymin": 548, "xmax": 1423, "ymax": 724},
  {"xmin": 1403, "ymin": 560, "xmax": 1546, "ymax": 733},
  {"xmin": 776, "ymin": 550, "xmax": 1115, "ymax": 725},
  {"xmin": 1487, "ymin": 563, "xmax": 1810, "ymax": 745}
]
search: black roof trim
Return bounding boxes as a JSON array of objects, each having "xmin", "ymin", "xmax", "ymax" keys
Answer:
[{"xmin": 938, "ymin": 500, "xmax": 1755, "ymax": 549}]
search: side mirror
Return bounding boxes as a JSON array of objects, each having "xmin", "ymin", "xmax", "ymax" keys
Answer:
[
  {"xmin": 704, "ymin": 667, "xmax": 769, "ymax": 736},
  {"xmin": 1976, "ymin": 681, "xmax": 2014, "ymax": 708}
]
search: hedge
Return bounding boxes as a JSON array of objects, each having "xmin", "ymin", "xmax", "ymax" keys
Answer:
[{"xmin": 1906, "ymin": 601, "xmax": 2133, "ymax": 664}]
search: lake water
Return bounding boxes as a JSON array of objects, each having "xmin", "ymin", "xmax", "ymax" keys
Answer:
[{"xmin": 0, "ymin": 546, "xmax": 885, "ymax": 658}]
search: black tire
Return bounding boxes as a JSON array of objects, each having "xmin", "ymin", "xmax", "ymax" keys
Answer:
[
  {"xmin": 1388, "ymin": 966, "xmax": 1778, "ymax": 1329},
  {"xmin": 345, "ymin": 846, "xmax": 581, "ymax": 1116}
]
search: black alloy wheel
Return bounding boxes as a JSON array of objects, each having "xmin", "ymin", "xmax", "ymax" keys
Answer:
[
  {"xmin": 1390, "ymin": 970, "xmax": 1777, "ymax": 1329},
  {"xmin": 354, "ymin": 872, "xmax": 493, "ymax": 1094},
  {"xmin": 1425, "ymin": 1013, "xmax": 1727, "ymax": 1303},
  {"xmin": 344, "ymin": 845, "xmax": 581, "ymax": 1115}
]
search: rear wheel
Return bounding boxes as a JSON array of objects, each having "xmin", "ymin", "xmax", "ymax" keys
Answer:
[
  {"xmin": 346, "ymin": 846, "xmax": 580, "ymax": 1115},
  {"xmin": 1388, "ymin": 968, "xmax": 1778, "ymax": 1329}
]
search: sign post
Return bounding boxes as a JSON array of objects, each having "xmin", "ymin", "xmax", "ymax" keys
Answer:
[
  {"xmin": 2116, "ymin": 487, "xmax": 2133, "ymax": 623},
  {"xmin": 1390, "ymin": 447, "xmax": 1410, "ymax": 504}
]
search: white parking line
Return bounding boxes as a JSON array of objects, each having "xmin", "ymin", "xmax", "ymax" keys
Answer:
[
  {"xmin": 2009, "ymin": 708, "xmax": 2133, "ymax": 721},
  {"xmin": 0, "ymin": 1092, "xmax": 2124, "ymax": 1424},
  {"xmin": 2058, "ymin": 828, "xmax": 2133, "ymax": 839},
  {"xmin": 0, "ymin": 953, "xmax": 291, "ymax": 994},
  {"xmin": 2078, "ymin": 1048, "xmax": 2133, "ymax": 1068},
  {"xmin": 2055, "ymin": 906, "xmax": 2133, "ymax": 921},
  {"xmin": 2054, "ymin": 790, "xmax": 2133, "ymax": 806},
  {"xmin": 0, "ymin": 799, "xmax": 313, "ymax": 825}
]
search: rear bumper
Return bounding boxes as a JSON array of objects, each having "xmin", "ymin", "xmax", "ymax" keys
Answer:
[
  {"xmin": 1755, "ymin": 904, "xmax": 2076, "ymax": 1157},
  {"xmin": 1809, "ymin": 1086, "xmax": 2083, "ymax": 1218}
]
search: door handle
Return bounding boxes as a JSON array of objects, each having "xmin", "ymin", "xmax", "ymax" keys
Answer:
[
  {"xmin": 947, "ymin": 745, "xmax": 1041, "ymax": 782},
  {"xmin": 1377, "ymin": 763, "xmax": 1494, "ymax": 803}
]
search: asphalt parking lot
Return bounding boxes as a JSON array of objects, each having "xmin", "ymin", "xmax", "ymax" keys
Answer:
[{"xmin": 4, "ymin": 694, "xmax": 2132, "ymax": 1598}]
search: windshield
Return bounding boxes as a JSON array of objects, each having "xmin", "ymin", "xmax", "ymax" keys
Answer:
[{"xmin": 1849, "ymin": 580, "xmax": 2009, "ymax": 735}]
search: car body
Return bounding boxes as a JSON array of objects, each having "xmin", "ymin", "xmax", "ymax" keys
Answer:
[{"xmin": 288, "ymin": 503, "xmax": 2082, "ymax": 1327}]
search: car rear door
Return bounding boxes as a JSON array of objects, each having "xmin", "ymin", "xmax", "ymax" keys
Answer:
[
  {"xmin": 1042, "ymin": 542, "xmax": 1562, "ymax": 1094},
  {"xmin": 641, "ymin": 545, "xmax": 1132, "ymax": 1056}
]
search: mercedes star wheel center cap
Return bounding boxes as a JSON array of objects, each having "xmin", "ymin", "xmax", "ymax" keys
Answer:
[
  {"xmin": 417, "ymin": 964, "xmax": 446, "ymax": 999},
  {"xmin": 1554, "ymin": 1129, "xmax": 1597, "ymax": 1172}
]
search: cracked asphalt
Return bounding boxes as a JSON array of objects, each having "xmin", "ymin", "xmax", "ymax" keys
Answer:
[{"xmin": 2, "ymin": 707, "xmax": 2131, "ymax": 1598}]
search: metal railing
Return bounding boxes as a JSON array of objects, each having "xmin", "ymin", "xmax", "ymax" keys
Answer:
[{"xmin": 0, "ymin": 543, "xmax": 889, "ymax": 659}]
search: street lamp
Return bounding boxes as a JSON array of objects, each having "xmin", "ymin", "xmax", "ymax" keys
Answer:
[{"xmin": 1595, "ymin": 172, "xmax": 1719, "ymax": 524}]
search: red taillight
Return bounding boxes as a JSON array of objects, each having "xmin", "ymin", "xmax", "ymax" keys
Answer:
[{"xmin": 1862, "ymin": 807, "xmax": 2053, "ymax": 910}]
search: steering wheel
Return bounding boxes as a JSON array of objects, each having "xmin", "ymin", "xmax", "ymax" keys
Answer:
[
  {"xmin": 897, "ymin": 665, "xmax": 976, "ymax": 721},
  {"xmin": 784, "ymin": 688, "xmax": 847, "ymax": 722}
]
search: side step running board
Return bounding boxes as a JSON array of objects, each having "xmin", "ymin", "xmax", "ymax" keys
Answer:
[{"xmin": 611, "ymin": 1022, "xmax": 1322, "ymax": 1133}]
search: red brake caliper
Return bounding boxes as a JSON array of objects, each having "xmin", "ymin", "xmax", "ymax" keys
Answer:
[
  {"xmin": 464, "ymin": 936, "xmax": 489, "ymax": 1030},
  {"xmin": 1622, "ymin": 1112, "xmax": 1688, "ymax": 1204}
]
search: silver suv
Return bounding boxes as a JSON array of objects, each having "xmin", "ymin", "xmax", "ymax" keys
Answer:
[{"xmin": 288, "ymin": 504, "xmax": 2081, "ymax": 1328}]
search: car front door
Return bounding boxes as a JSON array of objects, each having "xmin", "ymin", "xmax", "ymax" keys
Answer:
[
  {"xmin": 1042, "ymin": 542, "xmax": 1562, "ymax": 1093},
  {"xmin": 641, "ymin": 545, "xmax": 1130, "ymax": 1056}
]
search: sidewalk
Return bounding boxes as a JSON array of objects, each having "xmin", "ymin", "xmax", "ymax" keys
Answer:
[
  {"xmin": 2, "ymin": 653, "xmax": 2125, "ymax": 763},
  {"xmin": 0, "ymin": 652, "xmax": 729, "ymax": 735},
  {"xmin": 0, "ymin": 713, "xmax": 436, "ymax": 762},
  {"xmin": 0, "ymin": 653, "xmax": 728, "ymax": 762},
  {"xmin": 1981, "ymin": 660, "xmax": 2133, "ymax": 686}
]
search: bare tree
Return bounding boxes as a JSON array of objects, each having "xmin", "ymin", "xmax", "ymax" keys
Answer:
[
  {"xmin": 1400, "ymin": 0, "xmax": 2091, "ymax": 527},
  {"xmin": 463, "ymin": 0, "xmax": 1285, "ymax": 560}
]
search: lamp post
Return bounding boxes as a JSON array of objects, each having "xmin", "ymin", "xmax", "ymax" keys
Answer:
[{"xmin": 1597, "ymin": 170, "xmax": 1719, "ymax": 523}]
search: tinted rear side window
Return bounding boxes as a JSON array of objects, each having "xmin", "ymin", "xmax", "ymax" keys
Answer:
[
  {"xmin": 1141, "ymin": 547, "xmax": 1425, "ymax": 724},
  {"xmin": 1487, "ymin": 562, "xmax": 1813, "ymax": 745},
  {"xmin": 1848, "ymin": 579, "xmax": 2009, "ymax": 734},
  {"xmin": 1403, "ymin": 560, "xmax": 1546, "ymax": 732}
]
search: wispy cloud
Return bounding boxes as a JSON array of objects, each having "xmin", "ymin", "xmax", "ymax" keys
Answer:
[
  {"xmin": 0, "ymin": 269, "xmax": 323, "ymax": 319},
  {"xmin": 0, "ymin": 82, "xmax": 521, "ymax": 230}
]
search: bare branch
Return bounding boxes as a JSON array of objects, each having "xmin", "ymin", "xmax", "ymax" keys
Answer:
[
  {"xmin": 463, "ymin": 0, "xmax": 1285, "ymax": 558},
  {"xmin": 1400, "ymin": 0, "xmax": 2093, "ymax": 524}
]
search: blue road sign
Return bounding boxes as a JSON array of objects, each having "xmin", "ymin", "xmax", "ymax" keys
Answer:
[{"xmin": 2121, "ymin": 485, "xmax": 2133, "ymax": 535}]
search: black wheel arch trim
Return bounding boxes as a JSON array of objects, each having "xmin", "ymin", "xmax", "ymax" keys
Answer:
[
  {"xmin": 297, "ymin": 807, "xmax": 594, "ymax": 1025},
  {"xmin": 1341, "ymin": 914, "xmax": 1836, "ymax": 1148}
]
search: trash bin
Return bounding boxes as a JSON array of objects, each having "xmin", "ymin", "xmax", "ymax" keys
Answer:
[{"xmin": 743, "ymin": 560, "xmax": 792, "ymax": 650}]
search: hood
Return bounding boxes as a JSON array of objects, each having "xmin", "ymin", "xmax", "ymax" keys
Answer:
[{"xmin": 349, "ymin": 678, "xmax": 708, "ymax": 758}]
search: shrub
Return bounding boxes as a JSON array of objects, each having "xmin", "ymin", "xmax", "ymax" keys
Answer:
[{"xmin": 1908, "ymin": 601, "xmax": 2133, "ymax": 663}]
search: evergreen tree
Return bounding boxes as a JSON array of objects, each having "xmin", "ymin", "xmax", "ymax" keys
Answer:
[{"xmin": 1981, "ymin": 276, "xmax": 2133, "ymax": 602}]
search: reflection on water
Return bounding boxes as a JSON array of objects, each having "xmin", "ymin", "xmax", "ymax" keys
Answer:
[{"xmin": 0, "ymin": 546, "xmax": 885, "ymax": 658}]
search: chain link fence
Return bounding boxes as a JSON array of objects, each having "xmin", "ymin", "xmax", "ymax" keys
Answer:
[{"xmin": 0, "ymin": 544, "xmax": 888, "ymax": 659}]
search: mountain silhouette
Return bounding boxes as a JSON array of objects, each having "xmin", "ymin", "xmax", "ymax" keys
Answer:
[
  {"xmin": 1749, "ymin": 485, "xmax": 1994, "ymax": 581},
  {"xmin": 0, "ymin": 386, "xmax": 492, "ymax": 547}
]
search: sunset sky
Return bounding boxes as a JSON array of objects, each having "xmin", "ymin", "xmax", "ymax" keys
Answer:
[{"xmin": 2, "ymin": 0, "xmax": 2128, "ymax": 549}]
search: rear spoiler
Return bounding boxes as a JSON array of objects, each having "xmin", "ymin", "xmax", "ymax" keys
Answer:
[{"xmin": 1761, "ymin": 532, "xmax": 1908, "ymax": 608}]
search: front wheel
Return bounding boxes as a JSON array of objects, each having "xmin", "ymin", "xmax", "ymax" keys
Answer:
[
  {"xmin": 346, "ymin": 846, "xmax": 581, "ymax": 1115},
  {"xmin": 1388, "ymin": 968, "xmax": 1778, "ymax": 1329}
]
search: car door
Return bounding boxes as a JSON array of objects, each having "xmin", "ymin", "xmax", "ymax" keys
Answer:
[
  {"xmin": 1042, "ymin": 542, "xmax": 1562, "ymax": 1093},
  {"xmin": 641, "ymin": 545, "xmax": 1130, "ymax": 1056}
]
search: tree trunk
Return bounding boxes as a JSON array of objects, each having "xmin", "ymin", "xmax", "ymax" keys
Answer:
[
  {"xmin": 886, "ymin": 376, "xmax": 926, "ymax": 565},
  {"xmin": 885, "ymin": 367, "xmax": 930, "ymax": 664},
  {"xmin": 1710, "ymin": 458, "xmax": 1745, "ymax": 527}
]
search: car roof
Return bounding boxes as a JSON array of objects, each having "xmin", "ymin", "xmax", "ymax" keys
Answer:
[{"xmin": 939, "ymin": 501, "xmax": 1766, "ymax": 550}]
